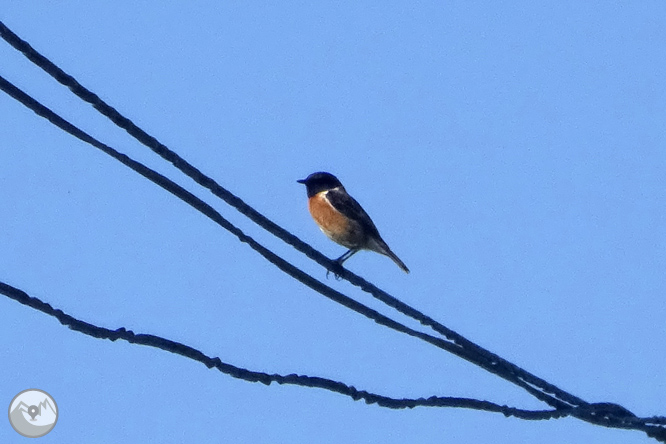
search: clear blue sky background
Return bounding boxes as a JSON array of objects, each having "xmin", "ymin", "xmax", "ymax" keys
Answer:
[{"xmin": 1, "ymin": 2, "xmax": 665, "ymax": 443}]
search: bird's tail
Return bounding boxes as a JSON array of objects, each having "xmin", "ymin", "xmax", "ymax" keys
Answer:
[{"xmin": 369, "ymin": 238, "xmax": 410, "ymax": 273}]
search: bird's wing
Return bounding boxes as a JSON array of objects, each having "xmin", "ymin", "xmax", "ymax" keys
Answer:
[{"xmin": 325, "ymin": 188, "xmax": 381, "ymax": 237}]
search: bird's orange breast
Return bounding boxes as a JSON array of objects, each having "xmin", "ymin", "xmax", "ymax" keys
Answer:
[{"xmin": 308, "ymin": 192, "xmax": 360, "ymax": 248}]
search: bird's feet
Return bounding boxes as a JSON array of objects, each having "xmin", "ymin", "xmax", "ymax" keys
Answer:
[{"xmin": 326, "ymin": 259, "xmax": 346, "ymax": 280}]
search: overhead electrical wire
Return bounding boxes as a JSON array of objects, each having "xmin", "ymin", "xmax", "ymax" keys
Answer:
[
  {"xmin": 1, "ymin": 21, "xmax": 664, "ymax": 442},
  {"xmin": 0, "ymin": 280, "xmax": 583, "ymax": 419},
  {"xmin": 0, "ymin": 20, "xmax": 584, "ymax": 411}
]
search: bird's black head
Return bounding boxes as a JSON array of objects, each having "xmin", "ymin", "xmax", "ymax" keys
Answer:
[{"xmin": 297, "ymin": 172, "xmax": 343, "ymax": 197}]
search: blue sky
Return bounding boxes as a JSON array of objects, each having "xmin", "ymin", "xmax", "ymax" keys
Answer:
[{"xmin": 1, "ymin": 2, "xmax": 665, "ymax": 442}]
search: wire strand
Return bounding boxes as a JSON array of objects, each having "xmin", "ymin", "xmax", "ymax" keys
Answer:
[
  {"xmin": 2, "ymin": 73, "xmax": 663, "ymax": 444},
  {"xmin": 1, "ymin": 20, "xmax": 587, "ymax": 411},
  {"xmin": 0, "ymin": 71, "xmax": 571, "ymax": 410},
  {"xmin": 0, "ymin": 280, "xmax": 575, "ymax": 418},
  {"xmin": 1, "ymin": 22, "xmax": 664, "ymax": 442},
  {"xmin": 1, "ymin": 280, "xmax": 664, "ymax": 440}
]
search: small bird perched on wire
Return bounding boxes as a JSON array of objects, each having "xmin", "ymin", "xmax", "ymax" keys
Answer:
[{"xmin": 297, "ymin": 172, "xmax": 409, "ymax": 273}]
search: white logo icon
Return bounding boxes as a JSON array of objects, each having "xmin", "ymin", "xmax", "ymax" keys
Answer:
[{"xmin": 8, "ymin": 389, "xmax": 58, "ymax": 438}]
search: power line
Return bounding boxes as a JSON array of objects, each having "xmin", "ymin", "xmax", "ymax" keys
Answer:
[
  {"xmin": 0, "ymin": 66, "xmax": 572, "ymax": 411},
  {"xmin": 2, "ymin": 273, "xmax": 665, "ymax": 438},
  {"xmin": 0, "ymin": 20, "xmax": 586, "ymax": 411},
  {"xmin": 0, "ymin": 279, "xmax": 576, "ymax": 418},
  {"xmin": 1, "ymin": 21, "xmax": 664, "ymax": 442}
]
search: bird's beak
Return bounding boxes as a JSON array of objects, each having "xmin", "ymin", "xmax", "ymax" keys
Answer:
[{"xmin": 297, "ymin": 178, "xmax": 307, "ymax": 184}]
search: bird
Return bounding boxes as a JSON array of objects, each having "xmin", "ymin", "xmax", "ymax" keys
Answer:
[{"xmin": 297, "ymin": 172, "xmax": 409, "ymax": 273}]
